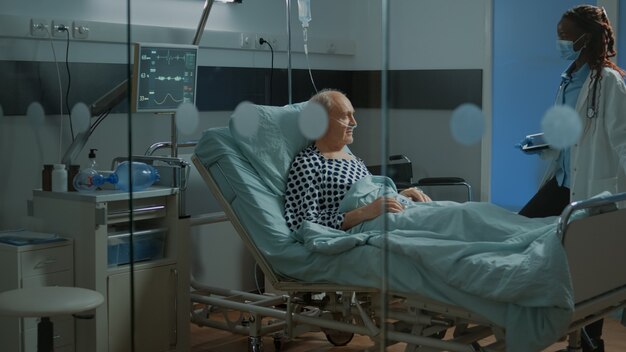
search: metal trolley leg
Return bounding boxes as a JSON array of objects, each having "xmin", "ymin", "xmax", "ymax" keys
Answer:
[{"xmin": 248, "ymin": 336, "xmax": 264, "ymax": 352}]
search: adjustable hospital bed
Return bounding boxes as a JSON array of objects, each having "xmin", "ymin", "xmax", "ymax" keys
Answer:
[{"xmin": 189, "ymin": 103, "xmax": 626, "ymax": 352}]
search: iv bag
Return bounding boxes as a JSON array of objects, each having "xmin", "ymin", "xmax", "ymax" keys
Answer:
[{"xmin": 298, "ymin": 0, "xmax": 311, "ymax": 27}]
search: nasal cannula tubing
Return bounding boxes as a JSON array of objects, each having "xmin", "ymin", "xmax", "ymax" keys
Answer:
[{"xmin": 336, "ymin": 119, "xmax": 357, "ymax": 130}]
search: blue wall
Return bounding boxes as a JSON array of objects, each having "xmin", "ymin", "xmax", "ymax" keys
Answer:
[{"xmin": 491, "ymin": 0, "xmax": 596, "ymax": 210}]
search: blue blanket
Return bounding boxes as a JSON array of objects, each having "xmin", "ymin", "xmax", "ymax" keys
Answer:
[{"xmin": 292, "ymin": 176, "xmax": 574, "ymax": 351}]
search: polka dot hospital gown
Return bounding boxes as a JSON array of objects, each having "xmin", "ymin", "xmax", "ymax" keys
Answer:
[{"xmin": 284, "ymin": 144, "xmax": 371, "ymax": 231}]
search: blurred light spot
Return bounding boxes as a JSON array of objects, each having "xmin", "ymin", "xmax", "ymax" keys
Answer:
[
  {"xmin": 175, "ymin": 102, "xmax": 199, "ymax": 135},
  {"xmin": 450, "ymin": 103, "xmax": 485, "ymax": 145},
  {"xmin": 298, "ymin": 102, "xmax": 328, "ymax": 140},
  {"xmin": 541, "ymin": 105, "xmax": 582, "ymax": 149},
  {"xmin": 27, "ymin": 102, "xmax": 45, "ymax": 126},
  {"xmin": 231, "ymin": 101, "xmax": 259, "ymax": 137},
  {"xmin": 71, "ymin": 102, "xmax": 91, "ymax": 133}
]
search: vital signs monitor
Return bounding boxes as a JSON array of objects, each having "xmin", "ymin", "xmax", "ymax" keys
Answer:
[{"xmin": 131, "ymin": 43, "xmax": 198, "ymax": 113}]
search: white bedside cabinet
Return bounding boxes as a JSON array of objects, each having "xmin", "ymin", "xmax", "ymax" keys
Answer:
[
  {"xmin": 29, "ymin": 187, "xmax": 190, "ymax": 352},
  {"xmin": 0, "ymin": 237, "xmax": 74, "ymax": 352}
]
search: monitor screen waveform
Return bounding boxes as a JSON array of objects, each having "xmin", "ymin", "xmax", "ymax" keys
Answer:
[{"xmin": 132, "ymin": 43, "xmax": 198, "ymax": 113}]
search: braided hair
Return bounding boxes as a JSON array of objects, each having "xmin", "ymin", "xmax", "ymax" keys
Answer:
[{"xmin": 562, "ymin": 5, "xmax": 626, "ymax": 77}]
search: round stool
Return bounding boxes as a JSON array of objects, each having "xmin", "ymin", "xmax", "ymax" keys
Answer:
[{"xmin": 0, "ymin": 286, "xmax": 104, "ymax": 352}]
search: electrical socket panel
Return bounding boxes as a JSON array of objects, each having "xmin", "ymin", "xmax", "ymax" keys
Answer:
[
  {"xmin": 52, "ymin": 20, "xmax": 71, "ymax": 38},
  {"xmin": 72, "ymin": 21, "xmax": 90, "ymax": 39},
  {"xmin": 240, "ymin": 33, "xmax": 254, "ymax": 49},
  {"xmin": 255, "ymin": 34, "xmax": 279, "ymax": 51},
  {"xmin": 326, "ymin": 41, "xmax": 337, "ymax": 54},
  {"xmin": 30, "ymin": 18, "xmax": 49, "ymax": 37}
]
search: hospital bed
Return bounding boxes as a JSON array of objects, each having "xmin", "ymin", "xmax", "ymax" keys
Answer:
[{"xmin": 189, "ymin": 103, "xmax": 626, "ymax": 352}]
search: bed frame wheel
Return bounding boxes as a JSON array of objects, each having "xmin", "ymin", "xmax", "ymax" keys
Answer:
[
  {"xmin": 248, "ymin": 336, "xmax": 264, "ymax": 352},
  {"xmin": 322, "ymin": 312, "xmax": 355, "ymax": 346},
  {"xmin": 323, "ymin": 329, "xmax": 354, "ymax": 346},
  {"xmin": 273, "ymin": 334, "xmax": 283, "ymax": 351}
]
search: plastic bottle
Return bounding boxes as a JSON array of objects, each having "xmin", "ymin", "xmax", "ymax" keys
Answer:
[
  {"xmin": 72, "ymin": 148, "xmax": 113, "ymax": 193},
  {"xmin": 88, "ymin": 148, "xmax": 98, "ymax": 169},
  {"xmin": 113, "ymin": 161, "xmax": 160, "ymax": 192},
  {"xmin": 41, "ymin": 164, "xmax": 53, "ymax": 191},
  {"xmin": 51, "ymin": 164, "xmax": 68, "ymax": 192}
]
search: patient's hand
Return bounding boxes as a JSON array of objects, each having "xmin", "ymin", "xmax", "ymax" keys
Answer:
[
  {"xmin": 400, "ymin": 187, "xmax": 432, "ymax": 202},
  {"xmin": 341, "ymin": 196, "xmax": 404, "ymax": 230},
  {"xmin": 368, "ymin": 196, "xmax": 406, "ymax": 214}
]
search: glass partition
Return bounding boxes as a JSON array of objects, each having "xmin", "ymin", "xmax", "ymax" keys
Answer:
[
  {"xmin": 379, "ymin": 1, "xmax": 489, "ymax": 347},
  {"xmin": 2, "ymin": 0, "xmax": 623, "ymax": 351},
  {"xmin": 0, "ymin": 0, "xmax": 136, "ymax": 350}
]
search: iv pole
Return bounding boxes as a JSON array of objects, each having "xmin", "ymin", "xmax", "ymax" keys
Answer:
[
  {"xmin": 62, "ymin": 0, "xmax": 216, "ymax": 164},
  {"xmin": 286, "ymin": 0, "xmax": 292, "ymax": 104}
]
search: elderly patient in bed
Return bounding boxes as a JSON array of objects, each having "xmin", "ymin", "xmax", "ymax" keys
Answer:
[{"xmin": 284, "ymin": 89, "xmax": 433, "ymax": 232}]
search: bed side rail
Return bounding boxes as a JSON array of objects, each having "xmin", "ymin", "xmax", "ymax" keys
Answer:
[
  {"xmin": 557, "ymin": 192, "xmax": 626, "ymax": 241},
  {"xmin": 558, "ymin": 192, "xmax": 626, "ymax": 305}
]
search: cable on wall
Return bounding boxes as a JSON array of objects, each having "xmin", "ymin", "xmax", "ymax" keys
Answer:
[
  {"xmin": 63, "ymin": 27, "xmax": 75, "ymax": 141},
  {"xmin": 43, "ymin": 26, "xmax": 65, "ymax": 163},
  {"xmin": 259, "ymin": 37, "xmax": 275, "ymax": 105}
]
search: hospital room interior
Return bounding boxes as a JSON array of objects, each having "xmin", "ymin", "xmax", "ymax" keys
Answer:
[{"xmin": 2, "ymin": 0, "xmax": 626, "ymax": 351}]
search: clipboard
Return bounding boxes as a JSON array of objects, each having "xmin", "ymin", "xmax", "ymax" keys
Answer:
[{"xmin": 520, "ymin": 133, "xmax": 549, "ymax": 153}]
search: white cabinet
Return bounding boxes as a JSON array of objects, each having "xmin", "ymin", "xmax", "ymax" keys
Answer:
[
  {"xmin": 108, "ymin": 265, "xmax": 179, "ymax": 351},
  {"xmin": 30, "ymin": 187, "xmax": 190, "ymax": 352},
  {"xmin": 0, "ymin": 238, "xmax": 74, "ymax": 352}
]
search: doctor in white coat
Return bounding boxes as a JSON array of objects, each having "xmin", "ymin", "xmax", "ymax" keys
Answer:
[
  {"xmin": 519, "ymin": 5, "xmax": 626, "ymax": 351},
  {"xmin": 520, "ymin": 4, "xmax": 626, "ymax": 217}
]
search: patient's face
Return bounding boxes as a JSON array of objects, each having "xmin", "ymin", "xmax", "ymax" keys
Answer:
[{"xmin": 326, "ymin": 94, "xmax": 357, "ymax": 146}]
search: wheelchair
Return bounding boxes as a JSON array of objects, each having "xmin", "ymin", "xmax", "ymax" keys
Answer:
[{"xmin": 367, "ymin": 154, "xmax": 472, "ymax": 202}]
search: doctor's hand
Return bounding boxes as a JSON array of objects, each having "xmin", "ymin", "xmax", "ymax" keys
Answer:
[{"xmin": 400, "ymin": 187, "xmax": 432, "ymax": 202}]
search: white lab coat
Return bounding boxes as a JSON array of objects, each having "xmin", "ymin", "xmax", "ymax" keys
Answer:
[{"xmin": 540, "ymin": 67, "xmax": 626, "ymax": 202}]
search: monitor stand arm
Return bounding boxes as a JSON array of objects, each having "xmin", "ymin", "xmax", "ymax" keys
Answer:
[{"xmin": 61, "ymin": 0, "xmax": 216, "ymax": 165}]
